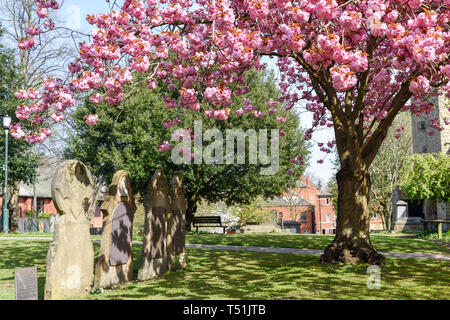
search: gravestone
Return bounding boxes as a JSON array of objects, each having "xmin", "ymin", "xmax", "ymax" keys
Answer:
[
  {"xmin": 167, "ymin": 172, "xmax": 188, "ymax": 271},
  {"xmin": 31, "ymin": 218, "xmax": 38, "ymax": 232},
  {"xmin": 24, "ymin": 218, "xmax": 30, "ymax": 232},
  {"xmin": 94, "ymin": 171, "xmax": 136, "ymax": 289},
  {"xmin": 44, "ymin": 160, "xmax": 95, "ymax": 300},
  {"xmin": 49, "ymin": 215, "xmax": 56, "ymax": 233},
  {"xmin": 43, "ymin": 219, "xmax": 51, "ymax": 233},
  {"xmin": 15, "ymin": 267, "xmax": 38, "ymax": 300},
  {"xmin": 138, "ymin": 166, "xmax": 169, "ymax": 281},
  {"xmin": 18, "ymin": 218, "xmax": 25, "ymax": 233}
]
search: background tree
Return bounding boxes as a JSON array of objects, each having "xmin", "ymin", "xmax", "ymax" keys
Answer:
[
  {"xmin": 0, "ymin": 0, "xmax": 83, "ymax": 219},
  {"xmin": 0, "ymin": 0, "xmax": 77, "ymax": 88},
  {"xmin": 401, "ymin": 153, "xmax": 450, "ymax": 204},
  {"xmin": 65, "ymin": 69, "xmax": 310, "ymax": 228},
  {"xmin": 0, "ymin": 30, "xmax": 38, "ymax": 232},
  {"xmin": 14, "ymin": 1, "xmax": 449, "ymax": 264},
  {"xmin": 229, "ymin": 200, "xmax": 272, "ymax": 227},
  {"xmin": 368, "ymin": 113, "xmax": 413, "ymax": 230}
]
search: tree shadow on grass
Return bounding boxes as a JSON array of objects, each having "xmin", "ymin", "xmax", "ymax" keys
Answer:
[
  {"xmin": 1, "ymin": 239, "xmax": 448, "ymax": 300},
  {"xmin": 90, "ymin": 245, "xmax": 449, "ymax": 300},
  {"xmin": 185, "ymin": 233, "xmax": 449, "ymax": 255},
  {"xmin": 0, "ymin": 240, "xmax": 50, "ymax": 299}
]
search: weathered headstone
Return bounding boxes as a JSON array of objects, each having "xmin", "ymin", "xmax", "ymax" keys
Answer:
[
  {"xmin": 138, "ymin": 166, "xmax": 169, "ymax": 281},
  {"xmin": 24, "ymin": 218, "xmax": 31, "ymax": 232},
  {"xmin": 44, "ymin": 218, "xmax": 50, "ymax": 233},
  {"xmin": 15, "ymin": 267, "xmax": 38, "ymax": 300},
  {"xmin": 49, "ymin": 215, "xmax": 56, "ymax": 233},
  {"xmin": 18, "ymin": 218, "xmax": 25, "ymax": 233},
  {"xmin": 44, "ymin": 160, "xmax": 95, "ymax": 300},
  {"xmin": 31, "ymin": 218, "xmax": 38, "ymax": 232},
  {"xmin": 94, "ymin": 171, "xmax": 136, "ymax": 289},
  {"xmin": 167, "ymin": 172, "xmax": 188, "ymax": 271}
]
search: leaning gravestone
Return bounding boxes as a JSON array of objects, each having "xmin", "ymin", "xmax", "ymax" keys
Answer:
[
  {"xmin": 44, "ymin": 160, "xmax": 95, "ymax": 300},
  {"xmin": 94, "ymin": 170, "xmax": 136, "ymax": 289},
  {"xmin": 167, "ymin": 172, "xmax": 188, "ymax": 271},
  {"xmin": 138, "ymin": 166, "xmax": 169, "ymax": 281},
  {"xmin": 15, "ymin": 267, "xmax": 38, "ymax": 300}
]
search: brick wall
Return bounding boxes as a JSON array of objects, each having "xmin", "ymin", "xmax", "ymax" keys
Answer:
[{"xmin": 262, "ymin": 177, "xmax": 337, "ymax": 234}]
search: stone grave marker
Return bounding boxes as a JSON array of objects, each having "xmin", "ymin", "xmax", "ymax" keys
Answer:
[
  {"xmin": 49, "ymin": 215, "xmax": 56, "ymax": 233},
  {"xmin": 138, "ymin": 166, "xmax": 169, "ymax": 281},
  {"xmin": 44, "ymin": 160, "xmax": 95, "ymax": 300},
  {"xmin": 15, "ymin": 267, "xmax": 38, "ymax": 300},
  {"xmin": 44, "ymin": 219, "xmax": 50, "ymax": 233},
  {"xmin": 31, "ymin": 218, "xmax": 38, "ymax": 232},
  {"xmin": 167, "ymin": 172, "xmax": 188, "ymax": 271},
  {"xmin": 18, "ymin": 218, "xmax": 25, "ymax": 233},
  {"xmin": 94, "ymin": 170, "xmax": 136, "ymax": 289}
]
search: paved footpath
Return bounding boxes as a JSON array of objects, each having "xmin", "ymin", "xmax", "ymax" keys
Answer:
[{"xmin": 2, "ymin": 237, "xmax": 449, "ymax": 261}]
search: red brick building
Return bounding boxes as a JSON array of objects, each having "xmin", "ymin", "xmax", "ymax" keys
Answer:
[
  {"xmin": 260, "ymin": 177, "xmax": 337, "ymax": 234},
  {"xmin": 260, "ymin": 176, "xmax": 384, "ymax": 233}
]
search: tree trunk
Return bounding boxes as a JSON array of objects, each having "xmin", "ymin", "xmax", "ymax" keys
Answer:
[
  {"xmin": 185, "ymin": 199, "xmax": 197, "ymax": 232},
  {"xmin": 7, "ymin": 184, "xmax": 20, "ymax": 233},
  {"xmin": 320, "ymin": 167, "xmax": 386, "ymax": 265}
]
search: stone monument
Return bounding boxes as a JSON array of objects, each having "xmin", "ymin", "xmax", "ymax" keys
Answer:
[
  {"xmin": 44, "ymin": 160, "xmax": 95, "ymax": 300},
  {"xmin": 15, "ymin": 267, "xmax": 38, "ymax": 300},
  {"xmin": 94, "ymin": 170, "xmax": 136, "ymax": 289},
  {"xmin": 138, "ymin": 166, "xmax": 169, "ymax": 280},
  {"xmin": 167, "ymin": 172, "xmax": 188, "ymax": 271}
]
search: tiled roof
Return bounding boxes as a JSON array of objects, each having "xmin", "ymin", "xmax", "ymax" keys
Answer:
[
  {"xmin": 19, "ymin": 161, "xmax": 59, "ymax": 198},
  {"xmin": 260, "ymin": 195, "xmax": 315, "ymax": 208},
  {"xmin": 16, "ymin": 158, "xmax": 105, "ymax": 200}
]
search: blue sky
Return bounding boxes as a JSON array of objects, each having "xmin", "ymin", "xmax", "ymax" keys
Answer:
[{"xmin": 61, "ymin": 0, "xmax": 336, "ymax": 184}]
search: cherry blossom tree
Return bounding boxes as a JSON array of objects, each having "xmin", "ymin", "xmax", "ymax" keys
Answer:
[{"xmin": 12, "ymin": 0, "xmax": 450, "ymax": 264}]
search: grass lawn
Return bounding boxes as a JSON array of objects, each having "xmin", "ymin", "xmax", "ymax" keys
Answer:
[
  {"xmin": 183, "ymin": 232, "xmax": 450, "ymax": 255},
  {"xmin": 0, "ymin": 238, "xmax": 448, "ymax": 300},
  {"xmin": 2, "ymin": 231, "xmax": 449, "ymax": 254}
]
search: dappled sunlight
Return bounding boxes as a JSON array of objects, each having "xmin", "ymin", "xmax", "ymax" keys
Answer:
[
  {"xmin": 183, "ymin": 233, "xmax": 449, "ymax": 255},
  {"xmin": 0, "ymin": 238, "xmax": 448, "ymax": 300}
]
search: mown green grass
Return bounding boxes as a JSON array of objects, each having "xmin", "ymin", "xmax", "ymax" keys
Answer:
[
  {"xmin": 182, "ymin": 232, "xmax": 449, "ymax": 255},
  {"xmin": 0, "ymin": 239, "xmax": 448, "ymax": 300},
  {"xmin": 2, "ymin": 231, "xmax": 448, "ymax": 254}
]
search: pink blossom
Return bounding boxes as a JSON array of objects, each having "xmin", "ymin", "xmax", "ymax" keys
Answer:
[
  {"xmin": 10, "ymin": 123, "xmax": 25, "ymax": 140},
  {"xmin": 330, "ymin": 66, "xmax": 357, "ymax": 91},
  {"xmin": 253, "ymin": 111, "xmax": 263, "ymax": 118},
  {"xmin": 409, "ymin": 76, "xmax": 430, "ymax": 98},
  {"xmin": 85, "ymin": 114, "xmax": 99, "ymax": 126},
  {"xmin": 36, "ymin": 7, "xmax": 48, "ymax": 18},
  {"xmin": 158, "ymin": 141, "xmax": 172, "ymax": 152},
  {"xmin": 18, "ymin": 38, "xmax": 37, "ymax": 50},
  {"xmin": 25, "ymin": 26, "xmax": 41, "ymax": 36},
  {"xmin": 69, "ymin": 61, "xmax": 82, "ymax": 74},
  {"xmin": 51, "ymin": 113, "xmax": 64, "ymax": 123},
  {"xmin": 15, "ymin": 90, "xmax": 29, "ymax": 100},
  {"xmin": 90, "ymin": 93, "xmax": 103, "ymax": 104}
]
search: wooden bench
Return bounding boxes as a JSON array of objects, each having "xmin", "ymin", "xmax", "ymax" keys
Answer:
[
  {"xmin": 421, "ymin": 219, "xmax": 450, "ymax": 239},
  {"xmin": 193, "ymin": 216, "xmax": 226, "ymax": 234}
]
